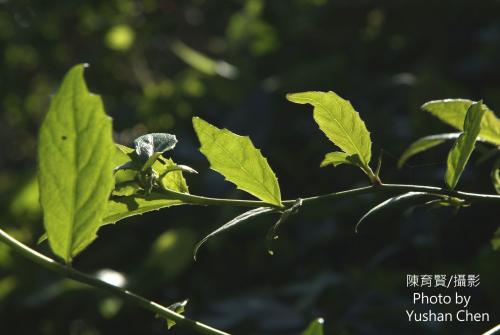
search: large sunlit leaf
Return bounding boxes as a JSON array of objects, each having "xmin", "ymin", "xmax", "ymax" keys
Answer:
[
  {"xmin": 302, "ymin": 318, "xmax": 325, "ymax": 335},
  {"xmin": 287, "ymin": 91, "xmax": 372, "ymax": 167},
  {"xmin": 398, "ymin": 133, "xmax": 461, "ymax": 168},
  {"xmin": 355, "ymin": 192, "xmax": 440, "ymax": 233},
  {"xmin": 445, "ymin": 101, "xmax": 486, "ymax": 189},
  {"xmin": 38, "ymin": 64, "xmax": 115, "ymax": 262},
  {"xmin": 192, "ymin": 117, "xmax": 282, "ymax": 207},
  {"xmin": 422, "ymin": 99, "xmax": 500, "ymax": 145}
]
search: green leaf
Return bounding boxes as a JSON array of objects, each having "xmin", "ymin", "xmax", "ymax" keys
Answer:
[
  {"xmin": 38, "ymin": 64, "xmax": 115, "ymax": 263},
  {"xmin": 192, "ymin": 117, "xmax": 282, "ymax": 207},
  {"xmin": 193, "ymin": 207, "xmax": 277, "ymax": 259},
  {"xmin": 287, "ymin": 91, "xmax": 372, "ymax": 167},
  {"xmin": 104, "ymin": 158, "xmax": 191, "ymax": 224},
  {"xmin": 103, "ymin": 192, "xmax": 186, "ymax": 225},
  {"xmin": 37, "ymin": 142, "xmax": 171, "ymax": 242},
  {"xmin": 103, "ymin": 143, "xmax": 193, "ymax": 224},
  {"xmin": 320, "ymin": 151, "xmax": 363, "ymax": 168},
  {"xmin": 422, "ymin": 99, "xmax": 500, "ymax": 145},
  {"xmin": 355, "ymin": 192, "xmax": 440, "ymax": 233},
  {"xmin": 166, "ymin": 299, "xmax": 189, "ymax": 329},
  {"xmin": 133, "ymin": 133, "xmax": 178, "ymax": 171},
  {"xmin": 302, "ymin": 318, "xmax": 324, "ymax": 335},
  {"xmin": 112, "ymin": 181, "xmax": 141, "ymax": 196},
  {"xmin": 445, "ymin": 101, "xmax": 487, "ymax": 189},
  {"xmin": 157, "ymin": 158, "xmax": 190, "ymax": 193},
  {"xmin": 398, "ymin": 133, "xmax": 461, "ymax": 168}
]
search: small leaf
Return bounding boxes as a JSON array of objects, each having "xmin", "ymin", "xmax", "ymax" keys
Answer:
[
  {"xmin": 38, "ymin": 64, "xmax": 115, "ymax": 262},
  {"xmin": 105, "ymin": 158, "xmax": 191, "ymax": 224},
  {"xmin": 398, "ymin": 133, "xmax": 461, "ymax": 168},
  {"xmin": 193, "ymin": 117, "xmax": 282, "ymax": 207},
  {"xmin": 302, "ymin": 318, "xmax": 324, "ymax": 335},
  {"xmin": 103, "ymin": 150, "xmax": 192, "ymax": 224},
  {"xmin": 287, "ymin": 91, "xmax": 372, "ymax": 167},
  {"xmin": 320, "ymin": 151, "xmax": 363, "ymax": 168},
  {"xmin": 166, "ymin": 299, "xmax": 188, "ymax": 329},
  {"xmin": 193, "ymin": 207, "xmax": 277, "ymax": 260},
  {"xmin": 355, "ymin": 192, "xmax": 440, "ymax": 233},
  {"xmin": 422, "ymin": 99, "xmax": 500, "ymax": 145},
  {"xmin": 157, "ymin": 158, "xmax": 190, "ymax": 193},
  {"xmin": 37, "ymin": 233, "xmax": 48, "ymax": 245},
  {"xmin": 133, "ymin": 133, "xmax": 178, "ymax": 171},
  {"xmin": 133, "ymin": 133, "xmax": 178, "ymax": 161},
  {"xmin": 445, "ymin": 101, "xmax": 486, "ymax": 189}
]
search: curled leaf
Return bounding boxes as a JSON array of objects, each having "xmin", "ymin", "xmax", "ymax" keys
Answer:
[
  {"xmin": 132, "ymin": 133, "xmax": 178, "ymax": 173},
  {"xmin": 355, "ymin": 192, "xmax": 441, "ymax": 233},
  {"xmin": 133, "ymin": 133, "xmax": 178, "ymax": 161},
  {"xmin": 398, "ymin": 133, "xmax": 461, "ymax": 168},
  {"xmin": 193, "ymin": 207, "xmax": 278, "ymax": 260}
]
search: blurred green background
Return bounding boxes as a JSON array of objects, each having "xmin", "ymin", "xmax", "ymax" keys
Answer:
[{"xmin": 0, "ymin": 0, "xmax": 499, "ymax": 334}]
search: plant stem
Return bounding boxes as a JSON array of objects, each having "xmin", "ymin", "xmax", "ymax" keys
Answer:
[
  {"xmin": 0, "ymin": 228, "xmax": 230, "ymax": 335},
  {"xmin": 2, "ymin": 182, "xmax": 498, "ymax": 335},
  {"xmin": 162, "ymin": 183, "xmax": 500, "ymax": 210},
  {"xmin": 298, "ymin": 183, "xmax": 500, "ymax": 206}
]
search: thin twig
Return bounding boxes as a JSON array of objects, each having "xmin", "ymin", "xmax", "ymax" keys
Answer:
[
  {"xmin": 0, "ymin": 228, "xmax": 230, "ymax": 335},
  {"xmin": 160, "ymin": 183, "xmax": 500, "ymax": 210}
]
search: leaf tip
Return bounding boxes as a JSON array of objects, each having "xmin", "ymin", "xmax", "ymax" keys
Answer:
[{"xmin": 286, "ymin": 92, "xmax": 309, "ymax": 104}]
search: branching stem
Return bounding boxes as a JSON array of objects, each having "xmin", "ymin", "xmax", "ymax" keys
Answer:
[
  {"xmin": 1, "ymin": 182, "xmax": 498, "ymax": 335},
  {"xmin": 161, "ymin": 183, "xmax": 500, "ymax": 210}
]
